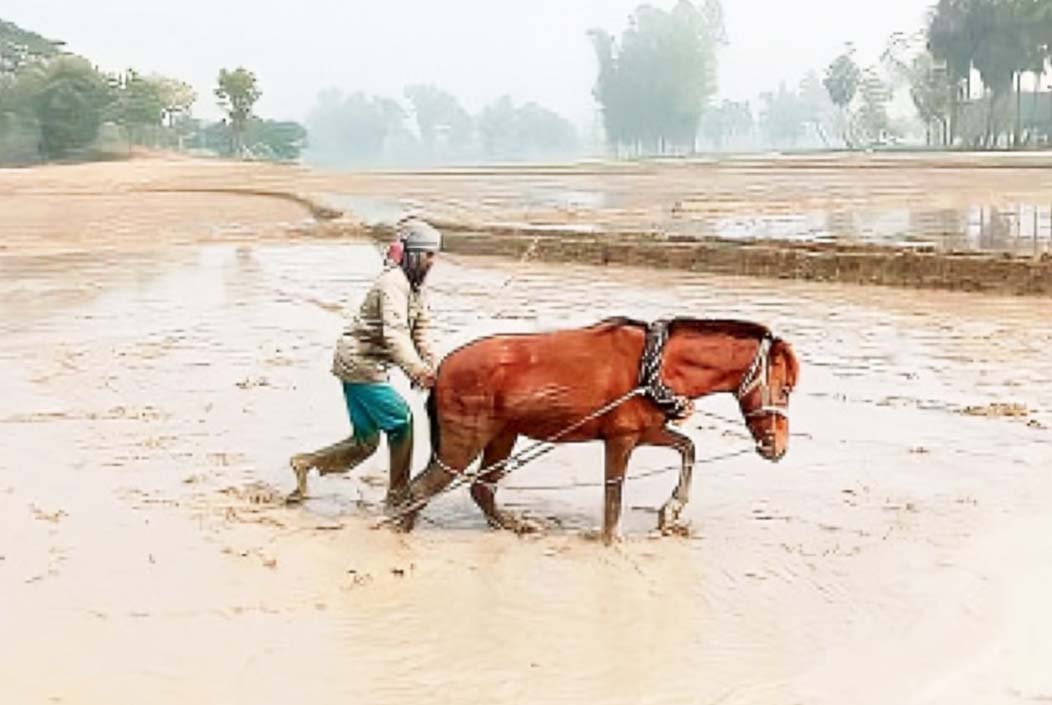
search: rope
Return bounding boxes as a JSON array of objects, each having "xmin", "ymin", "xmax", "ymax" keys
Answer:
[
  {"xmin": 498, "ymin": 448, "xmax": 753, "ymax": 491},
  {"xmin": 375, "ymin": 387, "xmax": 645, "ymax": 525}
]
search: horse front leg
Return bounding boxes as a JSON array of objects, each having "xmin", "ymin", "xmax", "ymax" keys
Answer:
[
  {"xmin": 602, "ymin": 435, "xmax": 637, "ymax": 545},
  {"xmin": 639, "ymin": 426, "xmax": 696, "ymax": 535}
]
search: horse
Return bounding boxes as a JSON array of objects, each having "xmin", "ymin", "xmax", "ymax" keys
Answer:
[{"xmin": 391, "ymin": 317, "xmax": 800, "ymax": 543}]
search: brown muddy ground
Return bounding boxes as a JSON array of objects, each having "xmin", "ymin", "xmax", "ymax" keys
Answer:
[{"xmin": 2, "ymin": 158, "xmax": 1052, "ymax": 705}]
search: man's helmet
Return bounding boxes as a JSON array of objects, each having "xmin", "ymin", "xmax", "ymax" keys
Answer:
[
  {"xmin": 398, "ymin": 218, "xmax": 442, "ymax": 252},
  {"xmin": 396, "ymin": 218, "xmax": 442, "ymax": 289}
]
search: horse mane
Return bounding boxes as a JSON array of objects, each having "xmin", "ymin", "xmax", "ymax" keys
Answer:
[
  {"xmin": 666, "ymin": 318, "xmax": 772, "ymax": 340},
  {"xmin": 593, "ymin": 316, "xmax": 649, "ymax": 330},
  {"xmin": 771, "ymin": 338, "xmax": 800, "ymax": 388},
  {"xmin": 596, "ymin": 316, "xmax": 771, "ymax": 339}
]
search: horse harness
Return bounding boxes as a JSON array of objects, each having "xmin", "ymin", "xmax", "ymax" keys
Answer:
[
  {"xmin": 638, "ymin": 320, "xmax": 693, "ymax": 420},
  {"xmin": 640, "ymin": 319, "xmax": 787, "ymax": 423}
]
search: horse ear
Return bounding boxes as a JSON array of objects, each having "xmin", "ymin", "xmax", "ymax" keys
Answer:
[{"xmin": 772, "ymin": 339, "xmax": 800, "ymax": 388}]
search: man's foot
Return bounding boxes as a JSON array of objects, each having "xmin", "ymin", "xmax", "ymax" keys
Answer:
[
  {"xmin": 286, "ymin": 454, "xmax": 312, "ymax": 505},
  {"xmin": 383, "ymin": 490, "xmax": 418, "ymax": 532}
]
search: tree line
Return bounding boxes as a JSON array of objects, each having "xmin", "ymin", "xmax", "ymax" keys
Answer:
[
  {"xmin": 9, "ymin": 0, "xmax": 1052, "ymax": 167},
  {"xmin": 304, "ymin": 87, "xmax": 581, "ymax": 167},
  {"xmin": 0, "ymin": 19, "xmax": 302, "ymax": 165}
]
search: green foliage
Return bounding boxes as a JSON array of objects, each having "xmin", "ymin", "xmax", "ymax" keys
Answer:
[
  {"xmin": 304, "ymin": 87, "xmax": 579, "ymax": 167},
  {"xmin": 1, "ymin": 19, "xmax": 63, "ymax": 76},
  {"xmin": 759, "ymin": 83, "xmax": 806, "ymax": 147},
  {"xmin": 15, "ymin": 55, "xmax": 115, "ymax": 159},
  {"xmin": 909, "ymin": 52, "xmax": 952, "ymax": 144},
  {"xmin": 215, "ymin": 67, "xmax": 261, "ymax": 152},
  {"xmin": 155, "ymin": 77, "xmax": 196, "ymax": 127},
  {"xmin": 589, "ymin": 0, "xmax": 724, "ymax": 154},
  {"xmin": 244, "ymin": 119, "xmax": 306, "ymax": 160},
  {"xmin": 823, "ymin": 50, "xmax": 861, "ymax": 109},
  {"xmin": 478, "ymin": 96, "xmax": 579, "ymax": 160},
  {"xmin": 304, "ymin": 89, "xmax": 404, "ymax": 165},
  {"xmin": 0, "ymin": 19, "xmax": 302, "ymax": 164},
  {"xmin": 926, "ymin": 0, "xmax": 1052, "ymax": 146},
  {"xmin": 851, "ymin": 69, "xmax": 895, "ymax": 145},
  {"xmin": 115, "ymin": 70, "xmax": 166, "ymax": 132},
  {"xmin": 404, "ymin": 84, "xmax": 472, "ymax": 155},
  {"xmin": 0, "ymin": 110, "xmax": 41, "ymax": 163},
  {"xmin": 698, "ymin": 99, "xmax": 752, "ymax": 150}
]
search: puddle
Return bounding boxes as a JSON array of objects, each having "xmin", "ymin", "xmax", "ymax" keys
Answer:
[
  {"xmin": 687, "ymin": 205, "xmax": 1052, "ymax": 253},
  {"xmin": 524, "ymin": 186, "xmax": 611, "ymax": 210},
  {"xmin": 323, "ymin": 194, "xmax": 408, "ymax": 224}
]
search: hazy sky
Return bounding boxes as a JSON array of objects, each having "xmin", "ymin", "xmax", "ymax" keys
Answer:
[{"xmin": 4, "ymin": 0, "xmax": 932, "ymax": 126}]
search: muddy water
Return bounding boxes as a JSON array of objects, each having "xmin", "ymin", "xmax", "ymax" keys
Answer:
[{"xmin": 3, "ymin": 239, "xmax": 1052, "ymax": 704}]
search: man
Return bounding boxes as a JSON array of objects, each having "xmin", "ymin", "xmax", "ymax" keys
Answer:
[{"xmin": 287, "ymin": 218, "xmax": 442, "ymax": 506}]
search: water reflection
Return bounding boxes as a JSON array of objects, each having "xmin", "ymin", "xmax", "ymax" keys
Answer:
[{"xmin": 700, "ymin": 204, "xmax": 1052, "ymax": 253}]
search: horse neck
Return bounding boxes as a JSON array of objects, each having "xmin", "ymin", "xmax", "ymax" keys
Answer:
[{"xmin": 661, "ymin": 330, "xmax": 761, "ymax": 398}]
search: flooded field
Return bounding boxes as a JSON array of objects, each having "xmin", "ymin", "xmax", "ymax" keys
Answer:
[
  {"xmin": 3, "ymin": 158, "xmax": 1052, "ymax": 704},
  {"xmin": 314, "ymin": 154, "xmax": 1052, "ymax": 254}
]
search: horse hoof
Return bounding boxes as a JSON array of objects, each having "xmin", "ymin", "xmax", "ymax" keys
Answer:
[
  {"xmin": 657, "ymin": 499, "xmax": 686, "ymax": 532},
  {"xmin": 389, "ymin": 515, "xmax": 417, "ymax": 533},
  {"xmin": 580, "ymin": 528, "xmax": 623, "ymax": 545},
  {"xmin": 285, "ymin": 489, "xmax": 306, "ymax": 505},
  {"xmin": 490, "ymin": 511, "xmax": 542, "ymax": 535},
  {"xmin": 659, "ymin": 521, "xmax": 692, "ymax": 538}
]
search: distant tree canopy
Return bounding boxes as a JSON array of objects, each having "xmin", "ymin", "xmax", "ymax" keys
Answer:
[
  {"xmin": 304, "ymin": 86, "xmax": 580, "ymax": 167},
  {"xmin": 1, "ymin": 19, "xmax": 63, "ymax": 76},
  {"xmin": 404, "ymin": 84, "xmax": 473, "ymax": 156},
  {"xmin": 698, "ymin": 99, "xmax": 752, "ymax": 150},
  {"xmin": 589, "ymin": 0, "xmax": 725, "ymax": 155},
  {"xmin": 215, "ymin": 67, "xmax": 261, "ymax": 154},
  {"xmin": 1, "ymin": 17, "xmax": 302, "ymax": 165},
  {"xmin": 927, "ymin": 0, "xmax": 1052, "ymax": 147}
]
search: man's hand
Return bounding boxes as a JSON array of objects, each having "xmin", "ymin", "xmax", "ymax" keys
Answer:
[{"xmin": 413, "ymin": 369, "xmax": 437, "ymax": 390}]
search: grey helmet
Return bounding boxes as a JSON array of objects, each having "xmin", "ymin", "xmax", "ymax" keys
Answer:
[
  {"xmin": 396, "ymin": 218, "xmax": 441, "ymax": 289},
  {"xmin": 398, "ymin": 218, "xmax": 442, "ymax": 252}
]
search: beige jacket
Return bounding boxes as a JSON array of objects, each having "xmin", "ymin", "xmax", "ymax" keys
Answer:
[{"xmin": 331, "ymin": 266, "xmax": 434, "ymax": 383}]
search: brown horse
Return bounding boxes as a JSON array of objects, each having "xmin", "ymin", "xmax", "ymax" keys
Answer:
[{"xmin": 393, "ymin": 317, "xmax": 800, "ymax": 543}]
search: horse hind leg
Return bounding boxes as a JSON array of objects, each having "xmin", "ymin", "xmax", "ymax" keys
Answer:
[
  {"xmin": 391, "ymin": 429, "xmax": 482, "ymax": 532},
  {"xmin": 470, "ymin": 431, "xmax": 541, "ymax": 535}
]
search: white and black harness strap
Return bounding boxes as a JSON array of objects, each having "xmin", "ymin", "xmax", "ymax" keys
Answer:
[{"xmin": 638, "ymin": 319, "xmax": 692, "ymax": 421}]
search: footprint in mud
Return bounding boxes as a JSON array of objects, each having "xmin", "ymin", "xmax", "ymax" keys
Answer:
[
  {"xmin": 961, "ymin": 402, "xmax": 1029, "ymax": 417},
  {"xmin": 220, "ymin": 481, "xmax": 284, "ymax": 505},
  {"xmin": 30, "ymin": 505, "xmax": 67, "ymax": 523}
]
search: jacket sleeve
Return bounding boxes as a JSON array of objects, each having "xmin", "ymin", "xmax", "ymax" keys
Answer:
[
  {"xmin": 411, "ymin": 292, "xmax": 436, "ymax": 367},
  {"xmin": 378, "ymin": 281, "xmax": 431, "ymax": 379}
]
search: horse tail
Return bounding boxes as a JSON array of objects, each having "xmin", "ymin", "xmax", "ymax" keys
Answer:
[{"xmin": 426, "ymin": 387, "xmax": 441, "ymax": 457}]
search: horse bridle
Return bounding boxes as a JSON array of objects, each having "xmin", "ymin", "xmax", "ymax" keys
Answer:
[{"xmin": 736, "ymin": 334, "xmax": 790, "ymax": 421}]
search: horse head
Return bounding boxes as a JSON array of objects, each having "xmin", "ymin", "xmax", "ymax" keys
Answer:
[{"xmin": 736, "ymin": 335, "xmax": 799, "ymax": 462}]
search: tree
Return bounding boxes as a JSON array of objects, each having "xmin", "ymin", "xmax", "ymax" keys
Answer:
[
  {"xmin": 0, "ymin": 19, "xmax": 63, "ymax": 77},
  {"xmin": 824, "ymin": 48, "xmax": 861, "ymax": 146},
  {"xmin": 909, "ymin": 52, "xmax": 953, "ymax": 145},
  {"xmin": 244, "ymin": 119, "xmax": 306, "ymax": 160},
  {"xmin": 589, "ymin": 0, "xmax": 724, "ymax": 155},
  {"xmin": 156, "ymin": 77, "xmax": 196, "ymax": 128},
  {"xmin": 404, "ymin": 84, "xmax": 472, "ymax": 157},
  {"xmin": 798, "ymin": 70, "xmax": 836, "ymax": 146},
  {"xmin": 114, "ymin": 70, "xmax": 166, "ymax": 145},
  {"xmin": 22, "ymin": 55, "xmax": 114, "ymax": 159},
  {"xmin": 304, "ymin": 89, "xmax": 408, "ymax": 166},
  {"xmin": 928, "ymin": 0, "xmax": 983, "ymax": 145},
  {"xmin": 699, "ymin": 99, "xmax": 753, "ymax": 150},
  {"xmin": 215, "ymin": 67, "xmax": 261, "ymax": 155},
  {"xmin": 476, "ymin": 95, "xmax": 579, "ymax": 161},
  {"xmin": 852, "ymin": 68, "xmax": 895, "ymax": 146},
  {"xmin": 759, "ymin": 83, "xmax": 805, "ymax": 148}
]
